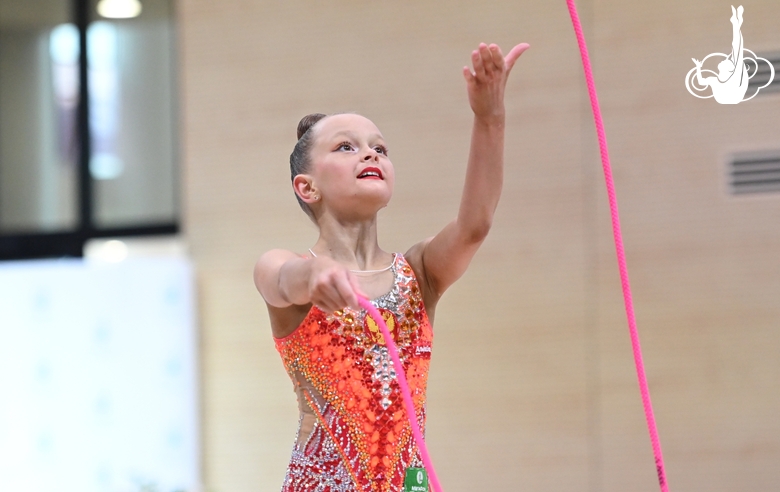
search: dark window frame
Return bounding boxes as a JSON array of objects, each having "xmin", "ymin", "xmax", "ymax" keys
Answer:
[{"xmin": 0, "ymin": 0, "xmax": 178, "ymax": 261}]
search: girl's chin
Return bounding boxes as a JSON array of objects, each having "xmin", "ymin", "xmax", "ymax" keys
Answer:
[
  {"xmin": 331, "ymin": 197, "xmax": 391, "ymax": 218},
  {"xmin": 351, "ymin": 192, "xmax": 392, "ymax": 206}
]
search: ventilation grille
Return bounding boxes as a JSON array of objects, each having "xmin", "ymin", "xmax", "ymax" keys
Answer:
[
  {"xmin": 748, "ymin": 52, "xmax": 780, "ymax": 95},
  {"xmin": 730, "ymin": 152, "xmax": 780, "ymax": 195}
]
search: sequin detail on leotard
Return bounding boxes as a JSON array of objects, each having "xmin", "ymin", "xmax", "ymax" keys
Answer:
[{"xmin": 274, "ymin": 254, "xmax": 433, "ymax": 492}]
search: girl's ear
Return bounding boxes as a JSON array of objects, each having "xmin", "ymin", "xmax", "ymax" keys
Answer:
[{"xmin": 293, "ymin": 174, "xmax": 319, "ymax": 204}]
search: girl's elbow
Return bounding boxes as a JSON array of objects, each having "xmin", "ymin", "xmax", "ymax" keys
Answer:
[{"xmin": 464, "ymin": 220, "xmax": 492, "ymax": 244}]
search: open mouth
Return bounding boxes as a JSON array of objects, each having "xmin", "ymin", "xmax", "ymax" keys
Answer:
[{"xmin": 357, "ymin": 167, "xmax": 383, "ymax": 180}]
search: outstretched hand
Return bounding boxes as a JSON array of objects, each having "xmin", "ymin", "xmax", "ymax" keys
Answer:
[{"xmin": 462, "ymin": 42, "xmax": 530, "ymax": 121}]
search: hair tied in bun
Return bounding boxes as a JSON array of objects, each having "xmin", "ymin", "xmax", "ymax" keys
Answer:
[{"xmin": 296, "ymin": 113, "xmax": 327, "ymax": 140}]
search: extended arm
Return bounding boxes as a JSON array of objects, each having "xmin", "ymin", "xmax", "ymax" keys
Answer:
[
  {"xmin": 407, "ymin": 43, "xmax": 529, "ymax": 301},
  {"xmin": 254, "ymin": 249, "xmax": 365, "ymax": 312}
]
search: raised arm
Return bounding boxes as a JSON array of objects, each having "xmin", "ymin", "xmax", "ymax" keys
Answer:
[{"xmin": 406, "ymin": 42, "xmax": 529, "ymax": 305}]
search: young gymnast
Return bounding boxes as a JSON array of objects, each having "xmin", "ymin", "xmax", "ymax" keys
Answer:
[{"xmin": 254, "ymin": 41, "xmax": 529, "ymax": 491}]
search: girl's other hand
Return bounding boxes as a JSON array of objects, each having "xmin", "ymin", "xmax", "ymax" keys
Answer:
[
  {"xmin": 308, "ymin": 256, "xmax": 366, "ymax": 313},
  {"xmin": 462, "ymin": 42, "xmax": 530, "ymax": 122}
]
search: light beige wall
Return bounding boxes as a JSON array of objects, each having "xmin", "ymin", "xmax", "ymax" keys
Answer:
[{"xmin": 178, "ymin": 0, "xmax": 780, "ymax": 491}]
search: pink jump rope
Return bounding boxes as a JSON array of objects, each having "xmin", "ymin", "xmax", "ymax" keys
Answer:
[{"xmin": 360, "ymin": 2, "xmax": 669, "ymax": 490}]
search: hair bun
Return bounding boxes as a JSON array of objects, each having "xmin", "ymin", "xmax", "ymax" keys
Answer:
[{"xmin": 297, "ymin": 113, "xmax": 327, "ymax": 140}]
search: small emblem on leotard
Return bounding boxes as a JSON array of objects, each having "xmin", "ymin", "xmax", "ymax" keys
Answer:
[
  {"xmin": 404, "ymin": 467, "xmax": 428, "ymax": 491},
  {"xmin": 365, "ymin": 308, "xmax": 396, "ymax": 344}
]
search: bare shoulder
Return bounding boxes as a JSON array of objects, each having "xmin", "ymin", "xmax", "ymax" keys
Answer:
[
  {"xmin": 255, "ymin": 248, "xmax": 301, "ymax": 270},
  {"xmin": 254, "ymin": 248, "xmax": 313, "ymax": 338},
  {"xmin": 403, "ymin": 240, "xmax": 427, "ymax": 279},
  {"xmin": 253, "ymin": 248, "xmax": 302, "ymax": 306},
  {"xmin": 404, "ymin": 238, "xmax": 440, "ymax": 320}
]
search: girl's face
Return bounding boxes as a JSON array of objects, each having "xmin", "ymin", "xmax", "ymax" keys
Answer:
[{"xmin": 305, "ymin": 114, "xmax": 395, "ymax": 219}]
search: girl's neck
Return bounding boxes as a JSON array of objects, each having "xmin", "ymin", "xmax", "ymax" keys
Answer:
[{"xmin": 311, "ymin": 215, "xmax": 388, "ymax": 271}]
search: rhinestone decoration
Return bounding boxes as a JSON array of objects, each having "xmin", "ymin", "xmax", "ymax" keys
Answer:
[
  {"xmin": 275, "ymin": 254, "xmax": 433, "ymax": 491},
  {"xmin": 370, "ymin": 345, "xmax": 396, "ymax": 409}
]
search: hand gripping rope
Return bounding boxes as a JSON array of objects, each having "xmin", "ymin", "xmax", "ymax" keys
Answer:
[{"xmin": 359, "ymin": 2, "xmax": 669, "ymax": 491}]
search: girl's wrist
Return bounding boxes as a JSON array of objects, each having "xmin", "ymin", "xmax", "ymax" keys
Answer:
[{"xmin": 473, "ymin": 112, "xmax": 506, "ymax": 129}]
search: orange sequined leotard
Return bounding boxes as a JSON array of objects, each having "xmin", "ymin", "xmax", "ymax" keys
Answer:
[{"xmin": 274, "ymin": 253, "xmax": 433, "ymax": 492}]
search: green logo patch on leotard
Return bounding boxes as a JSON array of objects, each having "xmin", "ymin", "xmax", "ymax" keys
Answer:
[{"xmin": 403, "ymin": 467, "xmax": 429, "ymax": 492}]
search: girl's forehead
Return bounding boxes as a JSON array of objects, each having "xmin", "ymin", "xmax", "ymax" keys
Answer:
[{"xmin": 317, "ymin": 114, "xmax": 383, "ymax": 139}]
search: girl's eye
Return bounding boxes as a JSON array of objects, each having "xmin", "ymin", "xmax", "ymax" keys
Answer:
[
  {"xmin": 374, "ymin": 145, "xmax": 388, "ymax": 155},
  {"xmin": 337, "ymin": 142, "xmax": 354, "ymax": 152}
]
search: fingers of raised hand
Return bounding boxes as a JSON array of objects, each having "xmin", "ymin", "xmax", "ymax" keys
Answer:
[
  {"xmin": 488, "ymin": 44, "xmax": 504, "ymax": 71},
  {"xmin": 469, "ymin": 42, "xmax": 530, "ymax": 80},
  {"xmin": 462, "ymin": 65, "xmax": 475, "ymax": 84},
  {"xmin": 471, "ymin": 43, "xmax": 507, "ymax": 84},
  {"xmin": 478, "ymin": 43, "xmax": 496, "ymax": 74},
  {"xmin": 504, "ymin": 43, "xmax": 530, "ymax": 74},
  {"xmin": 471, "ymin": 47, "xmax": 486, "ymax": 78},
  {"xmin": 477, "ymin": 43, "xmax": 501, "ymax": 79}
]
